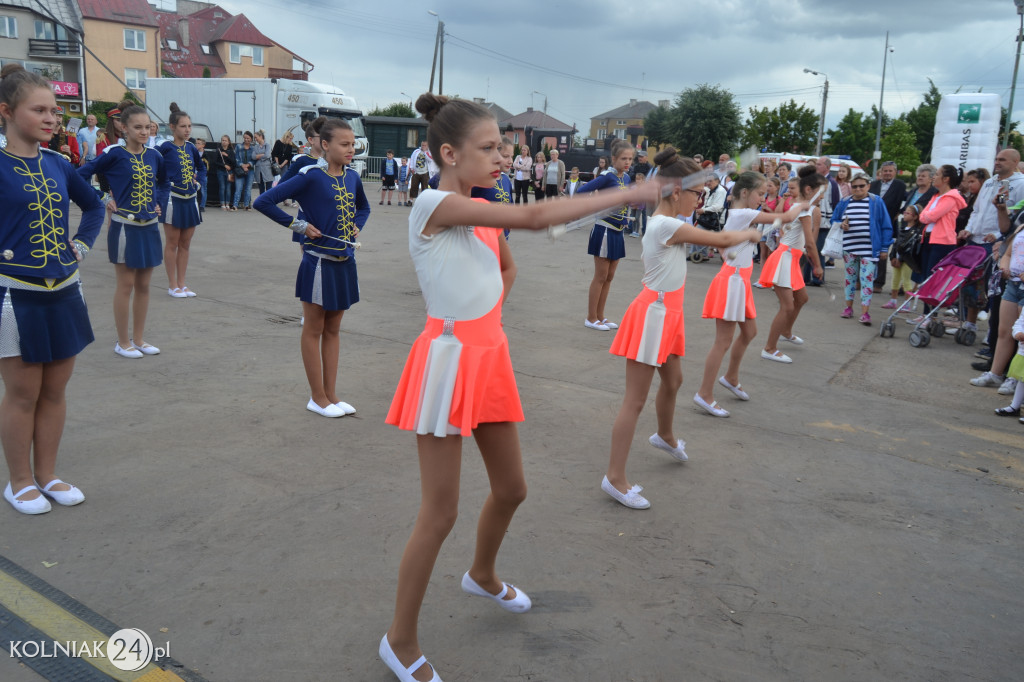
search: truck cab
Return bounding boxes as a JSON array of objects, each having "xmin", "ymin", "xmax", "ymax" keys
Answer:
[{"xmin": 278, "ymin": 81, "xmax": 368, "ymax": 177}]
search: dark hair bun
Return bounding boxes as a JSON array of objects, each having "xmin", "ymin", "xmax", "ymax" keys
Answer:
[
  {"xmin": 0, "ymin": 63, "xmax": 26, "ymax": 79},
  {"xmin": 169, "ymin": 102, "xmax": 180, "ymax": 113},
  {"xmin": 797, "ymin": 164, "xmax": 817, "ymax": 179},
  {"xmin": 415, "ymin": 93, "xmax": 449, "ymax": 122},
  {"xmin": 653, "ymin": 145, "xmax": 679, "ymax": 168}
]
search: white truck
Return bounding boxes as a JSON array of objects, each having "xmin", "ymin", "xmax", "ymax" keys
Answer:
[{"xmin": 145, "ymin": 78, "xmax": 367, "ymax": 176}]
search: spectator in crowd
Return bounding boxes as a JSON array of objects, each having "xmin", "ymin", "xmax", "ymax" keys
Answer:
[
  {"xmin": 407, "ymin": 139, "xmax": 436, "ymax": 205},
  {"xmin": 631, "ymin": 149, "xmax": 651, "ymax": 181},
  {"xmin": 78, "ymin": 113, "xmax": 99, "ymax": 165},
  {"xmin": 693, "ymin": 154, "xmax": 704, "ymax": 163},
  {"xmin": 593, "ymin": 156, "xmax": 609, "ymax": 178},
  {"xmin": 803, "ymin": 156, "xmax": 840, "ymax": 285},
  {"xmin": 233, "ymin": 131, "xmax": 255, "ymax": 210},
  {"xmin": 869, "ymin": 160, "xmax": 908, "ymax": 292},
  {"xmin": 882, "ymin": 204, "xmax": 922, "ymax": 310},
  {"xmin": 146, "ymin": 121, "xmax": 162, "ymax": 149},
  {"xmin": 542, "ymin": 149, "xmax": 565, "ymax": 199},
  {"xmin": 716, "ymin": 153, "xmax": 731, "ymax": 181},
  {"xmin": 47, "ymin": 112, "xmax": 79, "ymax": 164},
  {"xmin": 533, "ymin": 151, "xmax": 546, "ymax": 202},
  {"xmin": 696, "ymin": 174, "xmax": 727, "ymax": 229},
  {"xmin": 972, "ymin": 196, "xmax": 1024, "ymax": 396},
  {"xmin": 836, "ymin": 163, "xmax": 853, "ymax": 199},
  {"xmin": 912, "ymin": 165, "xmax": 967, "ymax": 322},
  {"xmin": 904, "ymin": 164, "xmax": 940, "ymax": 288},
  {"xmin": 960, "ymin": 151, "xmax": 1024, "ymax": 337},
  {"xmin": 832, "ymin": 172, "xmax": 893, "ymax": 325},
  {"xmin": 512, "ymin": 144, "xmax": 532, "ymax": 203},
  {"xmin": 272, "ymin": 131, "xmax": 294, "ymax": 177},
  {"xmin": 777, "ymin": 162, "xmax": 792, "ymax": 196},
  {"xmin": 195, "ymin": 137, "xmax": 209, "ymax": 212},
  {"xmin": 211, "ymin": 134, "xmax": 236, "ymax": 211},
  {"xmin": 252, "ymin": 129, "xmax": 274, "ymax": 198}
]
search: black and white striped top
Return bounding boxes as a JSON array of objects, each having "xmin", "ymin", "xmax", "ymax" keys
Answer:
[{"xmin": 842, "ymin": 198, "xmax": 874, "ymax": 259}]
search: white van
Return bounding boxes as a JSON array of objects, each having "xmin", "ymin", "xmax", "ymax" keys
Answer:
[{"xmin": 759, "ymin": 152, "xmax": 866, "ymax": 178}]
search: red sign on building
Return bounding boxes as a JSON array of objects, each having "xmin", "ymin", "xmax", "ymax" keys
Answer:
[{"xmin": 50, "ymin": 81, "xmax": 80, "ymax": 97}]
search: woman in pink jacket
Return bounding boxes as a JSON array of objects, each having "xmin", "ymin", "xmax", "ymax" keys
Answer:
[{"xmin": 919, "ymin": 165, "xmax": 967, "ymax": 274}]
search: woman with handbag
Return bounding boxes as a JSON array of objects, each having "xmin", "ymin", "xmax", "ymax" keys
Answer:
[
  {"xmin": 252, "ymin": 129, "xmax": 274, "ymax": 198},
  {"xmin": 211, "ymin": 135, "xmax": 236, "ymax": 211},
  {"xmin": 831, "ymin": 172, "xmax": 894, "ymax": 325},
  {"xmin": 511, "ymin": 145, "xmax": 532, "ymax": 204}
]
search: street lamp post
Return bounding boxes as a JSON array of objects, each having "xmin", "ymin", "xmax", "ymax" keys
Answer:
[
  {"xmin": 1005, "ymin": 0, "xmax": 1024, "ymax": 148},
  {"xmin": 871, "ymin": 32, "xmax": 893, "ymax": 177},
  {"xmin": 400, "ymin": 91, "xmax": 413, "ymax": 109},
  {"xmin": 803, "ymin": 68, "xmax": 829, "ymax": 157},
  {"xmin": 427, "ymin": 11, "xmax": 445, "ymax": 95},
  {"xmin": 532, "ymin": 90, "xmax": 548, "ymax": 115}
]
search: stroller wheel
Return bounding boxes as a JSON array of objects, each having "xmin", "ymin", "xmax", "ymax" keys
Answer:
[
  {"xmin": 954, "ymin": 328, "xmax": 965, "ymax": 344},
  {"xmin": 689, "ymin": 251, "xmax": 704, "ymax": 263},
  {"xmin": 909, "ymin": 329, "xmax": 930, "ymax": 348},
  {"xmin": 880, "ymin": 321, "xmax": 895, "ymax": 338},
  {"xmin": 963, "ymin": 330, "xmax": 977, "ymax": 346},
  {"xmin": 928, "ymin": 319, "xmax": 945, "ymax": 338}
]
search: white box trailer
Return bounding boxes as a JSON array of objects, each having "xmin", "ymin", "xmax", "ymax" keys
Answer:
[{"xmin": 145, "ymin": 78, "xmax": 368, "ymax": 176}]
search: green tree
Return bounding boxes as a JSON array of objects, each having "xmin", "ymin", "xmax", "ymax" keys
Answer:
[
  {"xmin": 823, "ymin": 108, "xmax": 876, "ymax": 166},
  {"xmin": 902, "ymin": 79, "xmax": 941, "ymax": 162},
  {"xmin": 740, "ymin": 99, "xmax": 818, "ymax": 154},
  {"xmin": 880, "ymin": 119, "xmax": 920, "ymax": 175},
  {"xmin": 666, "ymin": 84, "xmax": 742, "ymax": 159},
  {"xmin": 366, "ymin": 102, "xmax": 416, "ymax": 118},
  {"xmin": 643, "ymin": 104, "xmax": 672, "ymax": 148},
  {"xmin": 202, "ymin": 66, "xmax": 211, "ymax": 78}
]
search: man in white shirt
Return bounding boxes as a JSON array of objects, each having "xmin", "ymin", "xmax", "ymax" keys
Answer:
[{"xmin": 77, "ymin": 114, "xmax": 99, "ymax": 165}]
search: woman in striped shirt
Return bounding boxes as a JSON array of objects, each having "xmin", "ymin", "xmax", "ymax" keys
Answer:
[{"xmin": 832, "ymin": 173, "xmax": 894, "ymax": 325}]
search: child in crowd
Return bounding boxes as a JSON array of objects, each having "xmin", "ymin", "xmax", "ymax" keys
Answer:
[
  {"xmin": 628, "ymin": 173, "xmax": 648, "ymax": 238},
  {"xmin": 994, "ymin": 305, "xmax": 1024, "ymax": 420},
  {"xmin": 397, "ymin": 157, "xmax": 409, "ymax": 205},
  {"xmin": 381, "ymin": 149, "xmax": 397, "ymax": 205},
  {"xmin": 566, "ymin": 166, "xmax": 582, "ymax": 197},
  {"xmin": 254, "ymin": 119, "xmax": 370, "ymax": 418},
  {"xmin": 882, "ymin": 204, "xmax": 921, "ymax": 309}
]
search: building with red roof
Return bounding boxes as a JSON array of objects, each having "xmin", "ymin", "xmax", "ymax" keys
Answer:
[
  {"xmin": 157, "ymin": 1, "xmax": 312, "ymax": 82},
  {"xmin": 77, "ymin": 0, "xmax": 161, "ymax": 102}
]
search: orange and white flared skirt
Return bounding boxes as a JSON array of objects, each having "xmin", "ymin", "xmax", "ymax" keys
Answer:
[
  {"xmin": 703, "ymin": 264, "xmax": 756, "ymax": 321},
  {"xmin": 758, "ymin": 244, "xmax": 805, "ymax": 290},
  {"xmin": 386, "ymin": 301, "xmax": 523, "ymax": 438},
  {"xmin": 609, "ymin": 285, "xmax": 686, "ymax": 367}
]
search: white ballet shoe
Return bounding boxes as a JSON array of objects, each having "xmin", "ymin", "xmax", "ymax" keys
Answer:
[
  {"xmin": 333, "ymin": 401, "xmax": 356, "ymax": 415},
  {"xmin": 379, "ymin": 634, "xmax": 441, "ymax": 682},
  {"xmin": 37, "ymin": 478, "xmax": 84, "ymax": 506},
  {"xmin": 601, "ymin": 475, "xmax": 651, "ymax": 509},
  {"xmin": 717, "ymin": 376, "xmax": 750, "ymax": 401},
  {"xmin": 4, "ymin": 483, "xmax": 51, "ymax": 514},
  {"xmin": 461, "ymin": 572, "xmax": 532, "ymax": 613},
  {"xmin": 306, "ymin": 398, "xmax": 345, "ymax": 418},
  {"xmin": 693, "ymin": 393, "xmax": 729, "ymax": 417},
  {"xmin": 648, "ymin": 433, "xmax": 688, "ymax": 461}
]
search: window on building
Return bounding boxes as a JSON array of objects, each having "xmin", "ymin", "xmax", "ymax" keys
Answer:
[
  {"xmin": 0, "ymin": 16, "xmax": 16, "ymax": 39},
  {"xmin": 614, "ymin": 128, "xmax": 626, "ymax": 139},
  {"xmin": 600, "ymin": 119, "xmax": 607, "ymax": 126},
  {"xmin": 406, "ymin": 129, "xmax": 419, "ymax": 148},
  {"xmin": 617, "ymin": 120, "xmax": 627, "ymax": 125},
  {"xmin": 124, "ymin": 29, "xmax": 146, "ymax": 51},
  {"xmin": 167, "ymin": 39, "xmax": 178, "ymax": 50},
  {"xmin": 201, "ymin": 44, "xmax": 211, "ymax": 55},
  {"xmin": 125, "ymin": 68, "xmax": 147, "ymax": 90},
  {"xmin": 513, "ymin": 132, "xmax": 519, "ymax": 144},
  {"xmin": 230, "ymin": 43, "xmax": 264, "ymax": 65},
  {"xmin": 597, "ymin": 129, "xmax": 607, "ymax": 140}
]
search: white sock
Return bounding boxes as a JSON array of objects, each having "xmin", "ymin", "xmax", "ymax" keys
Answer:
[{"xmin": 1012, "ymin": 381, "xmax": 1024, "ymax": 410}]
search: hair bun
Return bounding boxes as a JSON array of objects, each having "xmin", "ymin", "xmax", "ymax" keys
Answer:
[
  {"xmin": 797, "ymin": 164, "xmax": 817, "ymax": 179},
  {"xmin": 169, "ymin": 102, "xmax": 180, "ymax": 113},
  {"xmin": 653, "ymin": 145, "xmax": 679, "ymax": 168},
  {"xmin": 0, "ymin": 63, "xmax": 26, "ymax": 79},
  {"xmin": 415, "ymin": 93, "xmax": 449, "ymax": 122}
]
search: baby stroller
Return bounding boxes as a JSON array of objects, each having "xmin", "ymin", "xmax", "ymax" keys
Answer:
[
  {"xmin": 879, "ymin": 244, "xmax": 990, "ymax": 348},
  {"xmin": 689, "ymin": 210, "xmax": 723, "ymax": 263}
]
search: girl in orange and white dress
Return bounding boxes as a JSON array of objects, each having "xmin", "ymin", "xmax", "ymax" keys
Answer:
[
  {"xmin": 694, "ymin": 172, "xmax": 809, "ymax": 417},
  {"xmin": 380, "ymin": 94, "xmax": 659, "ymax": 682},
  {"xmin": 601, "ymin": 148, "xmax": 759, "ymax": 511},
  {"xmin": 759, "ymin": 165, "xmax": 827, "ymax": 364}
]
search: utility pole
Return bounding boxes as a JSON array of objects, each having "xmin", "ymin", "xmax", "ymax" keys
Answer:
[
  {"xmin": 872, "ymin": 31, "xmax": 892, "ymax": 177},
  {"xmin": 804, "ymin": 69, "xmax": 829, "ymax": 156}
]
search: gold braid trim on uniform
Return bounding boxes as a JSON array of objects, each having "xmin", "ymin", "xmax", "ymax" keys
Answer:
[
  {"xmin": 495, "ymin": 177, "xmax": 511, "ymax": 204},
  {"xmin": 330, "ymin": 167, "xmax": 356, "ymax": 243},
  {"xmin": 128, "ymin": 150, "xmax": 154, "ymax": 214},
  {"xmin": 176, "ymin": 143, "xmax": 195, "ymax": 188},
  {"xmin": 3, "ymin": 151, "xmax": 74, "ymax": 269}
]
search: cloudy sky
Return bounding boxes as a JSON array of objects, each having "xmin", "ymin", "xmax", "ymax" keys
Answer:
[{"xmin": 207, "ymin": 0, "xmax": 1024, "ymax": 135}]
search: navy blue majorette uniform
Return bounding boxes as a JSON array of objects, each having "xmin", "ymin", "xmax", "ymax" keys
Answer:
[
  {"xmin": 576, "ymin": 171, "xmax": 631, "ymax": 260},
  {"xmin": 0, "ymin": 147, "xmax": 105, "ymax": 362},
  {"xmin": 281, "ymin": 152, "xmax": 327, "ymax": 243},
  {"xmin": 472, "ymin": 172, "xmax": 514, "ymax": 240},
  {"xmin": 79, "ymin": 145, "xmax": 168, "ymax": 269},
  {"xmin": 157, "ymin": 140, "xmax": 206, "ymax": 229},
  {"xmin": 254, "ymin": 164, "xmax": 370, "ymax": 311}
]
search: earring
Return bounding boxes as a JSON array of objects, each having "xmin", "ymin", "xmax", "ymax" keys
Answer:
[{"xmin": 451, "ymin": 161, "xmax": 456, "ymax": 167}]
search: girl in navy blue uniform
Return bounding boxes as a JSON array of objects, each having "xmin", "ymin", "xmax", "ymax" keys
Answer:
[
  {"xmin": 254, "ymin": 119, "xmax": 370, "ymax": 418},
  {"xmin": 0, "ymin": 64, "xmax": 104, "ymax": 514},
  {"xmin": 158, "ymin": 103, "xmax": 205, "ymax": 298},
  {"xmin": 576, "ymin": 139, "xmax": 635, "ymax": 330},
  {"xmin": 79, "ymin": 105, "xmax": 168, "ymax": 359}
]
